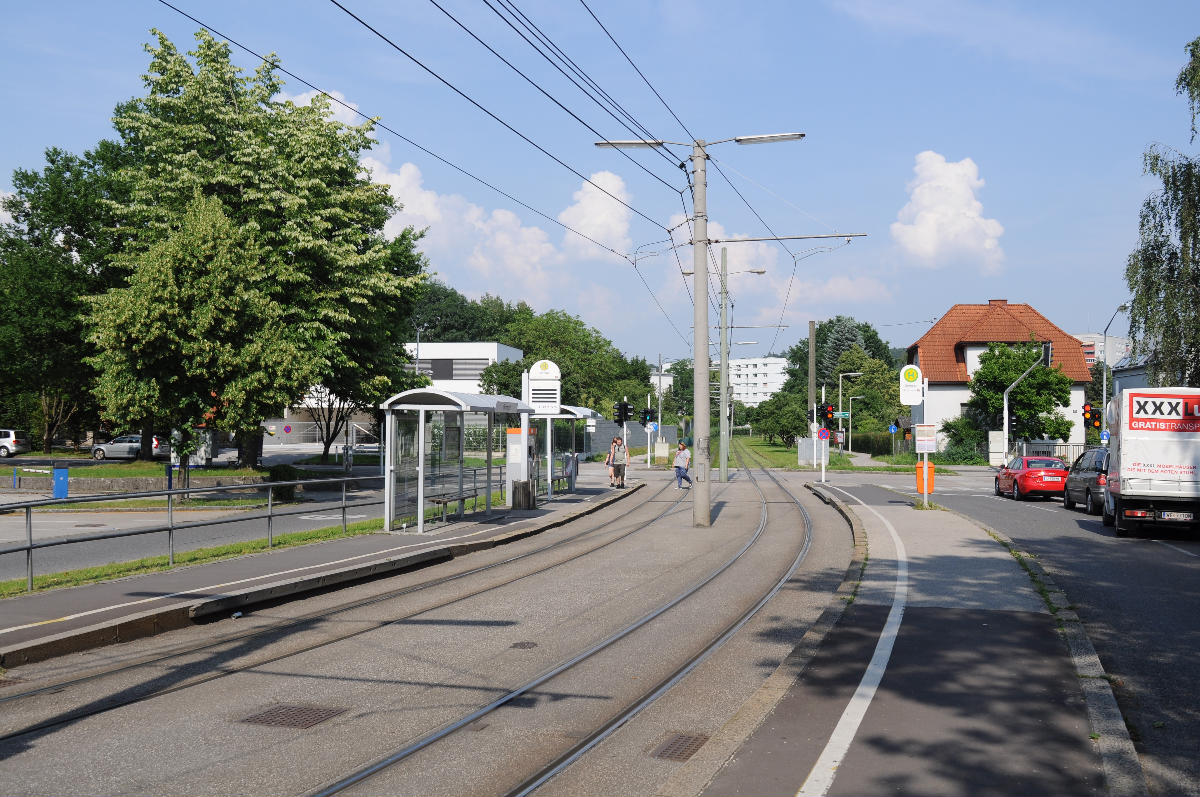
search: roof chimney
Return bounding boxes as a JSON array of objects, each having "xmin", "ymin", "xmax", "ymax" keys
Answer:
[{"xmin": 988, "ymin": 299, "xmax": 1007, "ymax": 306}]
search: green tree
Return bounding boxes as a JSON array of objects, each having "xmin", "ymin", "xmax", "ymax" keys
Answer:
[
  {"xmin": 0, "ymin": 146, "xmax": 124, "ymax": 451},
  {"xmin": 499, "ymin": 310, "xmax": 625, "ymax": 410},
  {"xmin": 89, "ymin": 194, "xmax": 312, "ymax": 481},
  {"xmin": 964, "ymin": 341, "xmax": 1073, "ymax": 441},
  {"xmin": 781, "ymin": 316, "xmax": 891, "ymax": 397},
  {"xmin": 1126, "ymin": 36, "xmax": 1200, "ymax": 386},
  {"xmin": 834, "ymin": 345, "xmax": 901, "ymax": 435},
  {"xmin": 94, "ymin": 29, "xmax": 412, "ymax": 462}
]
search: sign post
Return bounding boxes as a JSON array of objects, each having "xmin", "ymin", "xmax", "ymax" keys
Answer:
[
  {"xmin": 817, "ymin": 427, "xmax": 830, "ymax": 483},
  {"xmin": 914, "ymin": 423, "xmax": 936, "ymax": 507}
]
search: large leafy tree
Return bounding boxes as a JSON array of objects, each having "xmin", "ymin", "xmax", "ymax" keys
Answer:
[
  {"xmin": 964, "ymin": 341, "xmax": 1073, "ymax": 441},
  {"xmin": 834, "ymin": 345, "xmax": 901, "ymax": 434},
  {"xmin": 1126, "ymin": 36, "xmax": 1200, "ymax": 386},
  {"xmin": 0, "ymin": 145, "xmax": 125, "ymax": 451},
  {"xmin": 89, "ymin": 194, "xmax": 309, "ymax": 479},
  {"xmin": 92, "ymin": 29, "xmax": 415, "ymax": 462}
]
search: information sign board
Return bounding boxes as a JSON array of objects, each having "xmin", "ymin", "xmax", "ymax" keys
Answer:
[
  {"xmin": 914, "ymin": 423, "xmax": 937, "ymax": 453},
  {"xmin": 900, "ymin": 365, "xmax": 924, "ymax": 406}
]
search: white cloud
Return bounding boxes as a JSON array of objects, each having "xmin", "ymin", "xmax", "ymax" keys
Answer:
[
  {"xmin": 557, "ymin": 171, "xmax": 632, "ymax": 262},
  {"xmin": 890, "ymin": 150, "xmax": 1004, "ymax": 273},
  {"xmin": 277, "ymin": 89, "xmax": 362, "ymax": 126}
]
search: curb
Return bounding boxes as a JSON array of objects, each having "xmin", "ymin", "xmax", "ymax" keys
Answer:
[
  {"xmin": 657, "ymin": 481, "xmax": 868, "ymax": 797},
  {"xmin": 0, "ymin": 484, "xmax": 644, "ymax": 668}
]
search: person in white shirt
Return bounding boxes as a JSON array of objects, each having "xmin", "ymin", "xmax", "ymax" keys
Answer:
[{"xmin": 673, "ymin": 442, "xmax": 692, "ymax": 489}]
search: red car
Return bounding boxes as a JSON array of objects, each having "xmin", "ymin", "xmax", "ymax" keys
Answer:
[{"xmin": 995, "ymin": 455, "xmax": 1069, "ymax": 500}]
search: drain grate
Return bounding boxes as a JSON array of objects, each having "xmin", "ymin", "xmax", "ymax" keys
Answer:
[
  {"xmin": 510, "ymin": 641, "xmax": 538, "ymax": 649},
  {"xmin": 652, "ymin": 733, "xmax": 710, "ymax": 762},
  {"xmin": 241, "ymin": 704, "xmax": 347, "ymax": 729}
]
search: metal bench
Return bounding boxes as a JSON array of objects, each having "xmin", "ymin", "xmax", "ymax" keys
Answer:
[{"xmin": 426, "ymin": 490, "xmax": 480, "ymax": 523}]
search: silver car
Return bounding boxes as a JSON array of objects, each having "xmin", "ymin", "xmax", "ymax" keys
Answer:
[
  {"xmin": 91, "ymin": 434, "xmax": 168, "ymax": 460},
  {"xmin": 0, "ymin": 429, "xmax": 31, "ymax": 458}
]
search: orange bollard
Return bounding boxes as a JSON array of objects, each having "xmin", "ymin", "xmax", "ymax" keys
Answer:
[{"xmin": 915, "ymin": 461, "xmax": 935, "ymax": 494}]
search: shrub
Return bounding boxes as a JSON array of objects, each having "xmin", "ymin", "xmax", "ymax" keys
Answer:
[{"xmin": 268, "ymin": 463, "xmax": 299, "ymax": 502}]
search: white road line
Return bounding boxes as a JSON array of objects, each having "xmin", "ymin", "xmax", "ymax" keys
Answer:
[
  {"xmin": 797, "ymin": 485, "xmax": 909, "ymax": 797},
  {"xmin": 0, "ymin": 523, "xmax": 505, "ymax": 637},
  {"xmin": 1153, "ymin": 540, "xmax": 1199, "ymax": 558},
  {"xmin": 299, "ymin": 514, "xmax": 367, "ymax": 521}
]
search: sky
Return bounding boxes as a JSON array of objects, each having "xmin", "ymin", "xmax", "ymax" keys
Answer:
[{"xmin": 3, "ymin": 0, "xmax": 1196, "ymax": 364}]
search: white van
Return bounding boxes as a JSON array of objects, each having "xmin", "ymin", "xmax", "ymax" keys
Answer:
[
  {"xmin": 1103, "ymin": 387, "xmax": 1200, "ymax": 536},
  {"xmin": 0, "ymin": 429, "xmax": 31, "ymax": 458}
]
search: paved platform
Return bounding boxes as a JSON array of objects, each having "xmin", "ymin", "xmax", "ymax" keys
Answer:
[
  {"xmin": 0, "ymin": 466, "xmax": 645, "ymax": 667},
  {"xmin": 696, "ymin": 478, "xmax": 1143, "ymax": 797}
]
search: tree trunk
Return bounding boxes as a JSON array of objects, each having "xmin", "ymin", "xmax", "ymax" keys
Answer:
[{"xmin": 139, "ymin": 419, "xmax": 155, "ymax": 461}]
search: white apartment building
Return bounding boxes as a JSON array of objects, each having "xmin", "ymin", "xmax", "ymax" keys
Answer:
[
  {"xmin": 729, "ymin": 356, "xmax": 788, "ymax": 407},
  {"xmin": 403, "ymin": 341, "xmax": 524, "ymax": 394}
]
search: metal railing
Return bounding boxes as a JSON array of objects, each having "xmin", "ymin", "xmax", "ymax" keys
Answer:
[{"xmin": 1, "ymin": 464, "xmax": 509, "ymax": 593}]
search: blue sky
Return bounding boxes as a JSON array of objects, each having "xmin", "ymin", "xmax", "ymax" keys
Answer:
[{"xmin": 3, "ymin": 1, "xmax": 1195, "ymax": 362}]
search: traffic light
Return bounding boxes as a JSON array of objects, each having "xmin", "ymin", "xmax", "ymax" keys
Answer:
[
  {"xmin": 1082, "ymin": 403, "xmax": 1101, "ymax": 430},
  {"xmin": 639, "ymin": 408, "xmax": 652, "ymax": 425},
  {"xmin": 821, "ymin": 403, "xmax": 836, "ymax": 424},
  {"xmin": 1008, "ymin": 413, "xmax": 1018, "ymax": 436}
]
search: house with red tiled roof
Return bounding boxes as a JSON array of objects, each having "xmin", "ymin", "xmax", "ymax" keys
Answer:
[{"xmin": 906, "ymin": 299, "xmax": 1092, "ymax": 451}]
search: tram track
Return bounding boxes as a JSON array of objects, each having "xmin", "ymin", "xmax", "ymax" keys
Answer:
[
  {"xmin": 307, "ymin": 455, "xmax": 812, "ymax": 797},
  {"xmin": 0, "ymin": 482, "xmax": 687, "ymax": 742}
]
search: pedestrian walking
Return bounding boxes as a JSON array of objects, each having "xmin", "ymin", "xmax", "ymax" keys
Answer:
[
  {"xmin": 673, "ymin": 441, "xmax": 692, "ymax": 489},
  {"xmin": 610, "ymin": 436, "xmax": 628, "ymax": 488}
]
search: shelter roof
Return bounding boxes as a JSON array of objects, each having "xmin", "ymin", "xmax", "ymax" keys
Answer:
[
  {"xmin": 907, "ymin": 299, "xmax": 1091, "ymax": 383},
  {"xmin": 380, "ymin": 389, "xmax": 533, "ymax": 414}
]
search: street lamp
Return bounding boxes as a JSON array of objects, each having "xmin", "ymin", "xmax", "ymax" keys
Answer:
[
  {"xmin": 848, "ymin": 395, "xmax": 865, "ymax": 453},
  {"xmin": 838, "ymin": 372, "xmax": 862, "ymax": 442},
  {"xmin": 1102, "ymin": 303, "xmax": 1129, "ymax": 438},
  {"xmin": 413, "ymin": 319, "xmax": 438, "ymax": 381},
  {"xmin": 598, "ymin": 132, "xmax": 805, "ymax": 526}
]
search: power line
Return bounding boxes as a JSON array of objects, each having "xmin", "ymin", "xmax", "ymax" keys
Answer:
[
  {"xmin": 426, "ymin": 0, "xmax": 681, "ymax": 193},
  {"xmin": 327, "ymin": 0, "xmax": 665, "ymax": 230},
  {"xmin": 577, "ymin": 0, "xmax": 696, "ymax": 144},
  {"xmin": 153, "ymin": 0, "xmax": 626, "ymax": 261},
  {"xmin": 485, "ymin": 0, "xmax": 685, "ymax": 171}
]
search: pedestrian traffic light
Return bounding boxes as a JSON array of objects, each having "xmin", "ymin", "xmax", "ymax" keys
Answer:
[{"xmin": 639, "ymin": 408, "xmax": 652, "ymax": 425}]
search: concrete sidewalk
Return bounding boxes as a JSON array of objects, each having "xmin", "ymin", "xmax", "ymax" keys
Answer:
[
  {"xmin": 0, "ymin": 469, "xmax": 644, "ymax": 668},
  {"xmin": 698, "ymin": 478, "xmax": 1144, "ymax": 797}
]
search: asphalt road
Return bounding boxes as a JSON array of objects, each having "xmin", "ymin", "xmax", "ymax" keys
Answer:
[{"xmin": 879, "ymin": 469, "xmax": 1200, "ymax": 796}]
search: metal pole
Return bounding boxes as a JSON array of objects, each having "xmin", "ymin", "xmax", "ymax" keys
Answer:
[
  {"xmin": 546, "ymin": 417, "xmax": 553, "ymax": 501},
  {"xmin": 341, "ymin": 480, "xmax": 347, "ymax": 535},
  {"xmin": 458, "ymin": 412, "xmax": 465, "ymax": 519},
  {"xmin": 692, "ymin": 140, "xmax": 711, "ymax": 526},
  {"xmin": 417, "ymin": 408, "xmax": 426, "ymax": 532},
  {"xmin": 485, "ymin": 411, "xmax": 493, "ymax": 516},
  {"xmin": 25, "ymin": 506, "xmax": 33, "ymax": 592},
  {"xmin": 656, "ymin": 353, "xmax": 664, "ymax": 455},
  {"xmin": 168, "ymin": 491, "xmax": 175, "ymax": 566},
  {"xmin": 923, "ymin": 451, "xmax": 929, "ymax": 508},
  {"xmin": 266, "ymin": 489, "xmax": 273, "ymax": 548},
  {"xmin": 719, "ymin": 248, "xmax": 730, "ymax": 483}
]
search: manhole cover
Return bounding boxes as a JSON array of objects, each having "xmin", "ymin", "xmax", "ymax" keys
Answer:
[
  {"xmin": 241, "ymin": 704, "xmax": 347, "ymax": 729},
  {"xmin": 510, "ymin": 641, "xmax": 538, "ymax": 649},
  {"xmin": 652, "ymin": 733, "xmax": 710, "ymax": 762}
]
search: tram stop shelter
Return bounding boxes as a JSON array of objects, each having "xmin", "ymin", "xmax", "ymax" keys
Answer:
[{"xmin": 379, "ymin": 389, "xmax": 533, "ymax": 533}]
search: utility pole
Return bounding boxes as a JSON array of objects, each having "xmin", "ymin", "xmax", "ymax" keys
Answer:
[
  {"xmin": 656, "ymin": 353, "xmax": 664, "ymax": 458},
  {"xmin": 719, "ymin": 248, "xmax": 731, "ymax": 483},
  {"xmin": 691, "ymin": 141, "xmax": 711, "ymax": 525}
]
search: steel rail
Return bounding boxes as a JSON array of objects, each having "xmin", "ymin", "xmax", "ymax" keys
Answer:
[
  {"xmin": 308, "ymin": 463, "xmax": 783, "ymax": 797},
  {"xmin": 509, "ymin": 451, "xmax": 814, "ymax": 795}
]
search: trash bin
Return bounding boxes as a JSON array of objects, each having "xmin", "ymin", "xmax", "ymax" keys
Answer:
[
  {"xmin": 915, "ymin": 461, "xmax": 935, "ymax": 494},
  {"xmin": 512, "ymin": 480, "xmax": 535, "ymax": 510}
]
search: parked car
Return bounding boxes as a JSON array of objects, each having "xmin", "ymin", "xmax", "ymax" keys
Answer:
[
  {"xmin": 0, "ymin": 429, "xmax": 31, "ymax": 458},
  {"xmin": 1064, "ymin": 448, "xmax": 1109, "ymax": 515},
  {"xmin": 995, "ymin": 455, "xmax": 1069, "ymax": 500},
  {"xmin": 91, "ymin": 434, "xmax": 168, "ymax": 460}
]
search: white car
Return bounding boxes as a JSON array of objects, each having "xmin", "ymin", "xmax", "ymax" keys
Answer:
[
  {"xmin": 0, "ymin": 429, "xmax": 31, "ymax": 458},
  {"xmin": 91, "ymin": 434, "xmax": 169, "ymax": 460}
]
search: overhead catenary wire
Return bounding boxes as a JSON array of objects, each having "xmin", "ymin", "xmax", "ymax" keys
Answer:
[
  {"xmin": 153, "ymin": 0, "xmax": 627, "ymax": 263},
  {"xmin": 155, "ymin": 0, "xmax": 694, "ymax": 348},
  {"xmin": 484, "ymin": 0, "xmax": 686, "ymax": 172},
  {"xmin": 327, "ymin": 0, "xmax": 665, "ymax": 231},
  {"xmin": 426, "ymin": 0, "xmax": 682, "ymax": 193}
]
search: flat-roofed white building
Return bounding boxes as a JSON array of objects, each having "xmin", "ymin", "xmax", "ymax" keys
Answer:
[
  {"xmin": 404, "ymin": 341, "xmax": 524, "ymax": 394},
  {"xmin": 729, "ymin": 356, "xmax": 788, "ymax": 407}
]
